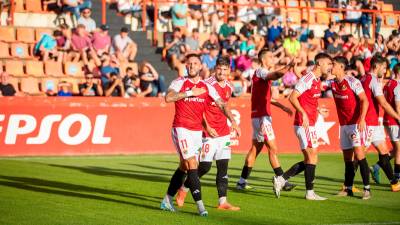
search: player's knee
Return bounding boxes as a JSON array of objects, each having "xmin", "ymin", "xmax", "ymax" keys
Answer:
[{"xmin": 198, "ymin": 161, "xmax": 212, "ymax": 177}]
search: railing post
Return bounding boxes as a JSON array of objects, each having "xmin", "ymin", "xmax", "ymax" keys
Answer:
[
  {"xmin": 224, "ymin": 2, "xmax": 228, "ymax": 23},
  {"xmin": 9, "ymin": 0, "xmax": 15, "ymax": 25},
  {"xmin": 153, "ymin": 0, "xmax": 158, "ymax": 47},
  {"xmin": 372, "ymin": 12, "xmax": 376, "ymax": 41},
  {"xmin": 102, "ymin": 0, "xmax": 106, "ymax": 25},
  {"xmin": 142, "ymin": 0, "xmax": 147, "ymax": 31}
]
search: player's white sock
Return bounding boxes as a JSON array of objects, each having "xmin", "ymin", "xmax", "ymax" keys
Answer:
[
  {"xmin": 196, "ymin": 200, "xmax": 206, "ymax": 213},
  {"xmin": 306, "ymin": 190, "xmax": 315, "ymax": 196},
  {"xmin": 218, "ymin": 196, "xmax": 227, "ymax": 205},
  {"xmin": 364, "ymin": 185, "xmax": 370, "ymax": 190},
  {"xmin": 182, "ymin": 186, "xmax": 189, "ymax": 192},
  {"xmin": 238, "ymin": 177, "xmax": 246, "ymax": 184}
]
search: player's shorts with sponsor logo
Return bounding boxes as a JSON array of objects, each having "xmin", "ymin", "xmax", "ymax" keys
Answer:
[
  {"xmin": 384, "ymin": 125, "xmax": 400, "ymax": 142},
  {"xmin": 252, "ymin": 116, "xmax": 275, "ymax": 142},
  {"xmin": 171, "ymin": 127, "xmax": 202, "ymax": 160},
  {"xmin": 340, "ymin": 124, "xmax": 363, "ymax": 150},
  {"xmin": 294, "ymin": 126, "xmax": 318, "ymax": 150},
  {"xmin": 362, "ymin": 125, "xmax": 386, "ymax": 147},
  {"xmin": 199, "ymin": 135, "xmax": 231, "ymax": 162}
]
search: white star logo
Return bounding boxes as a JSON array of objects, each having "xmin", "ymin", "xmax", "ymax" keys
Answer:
[{"xmin": 315, "ymin": 114, "xmax": 335, "ymax": 145}]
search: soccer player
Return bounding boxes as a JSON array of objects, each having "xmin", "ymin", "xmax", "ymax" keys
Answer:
[
  {"xmin": 275, "ymin": 53, "xmax": 333, "ymax": 201},
  {"xmin": 175, "ymin": 56, "xmax": 241, "ymax": 211},
  {"xmin": 326, "ymin": 56, "xmax": 371, "ymax": 199},
  {"xmin": 236, "ymin": 49, "xmax": 295, "ymax": 198},
  {"xmin": 359, "ymin": 55, "xmax": 400, "ymax": 192},
  {"xmin": 370, "ymin": 63, "xmax": 400, "ymax": 185},
  {"xmin": 160, "ymin": 54, "xmax": 240, "ymax": 216}
]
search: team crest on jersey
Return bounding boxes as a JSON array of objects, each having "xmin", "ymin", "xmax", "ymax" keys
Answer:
[{"xmin": 341, "ymin": 85, "xmax": 347, "ymax": 91}]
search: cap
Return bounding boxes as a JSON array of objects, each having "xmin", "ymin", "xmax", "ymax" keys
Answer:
[{"xmin": 100, "ymin": 24, "xmax": 109, "ymax": 31}]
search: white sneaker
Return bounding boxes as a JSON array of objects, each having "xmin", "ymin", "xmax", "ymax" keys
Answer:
[
  {"xmin": 160, "ymin": 199, "xmax": 176, "ymax": 212},
  {"xmin": 305, "ymin": 192, "xmax": 327, "ymax": 201},
  {"xmin": 272, "ymin": 176, "xmax": 285, "ymax": 198},
  {"xmin": 199, "ymin": 210, "xmax": 208, "ymax": 217}
]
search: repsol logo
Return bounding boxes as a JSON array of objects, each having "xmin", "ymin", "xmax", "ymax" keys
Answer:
[{"xmin": 0, "ymin": 114, "xmax": 111, "ymax": 145}]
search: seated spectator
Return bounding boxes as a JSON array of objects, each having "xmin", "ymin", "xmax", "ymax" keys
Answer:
[
  {"xmin": 104, "ymin": 72, "xmax": 125, "ymax": 97},
  {"xmin": 219, "ymin": 17, "xmax": 236, "ymax": 41},
  {"xmin": 77, "ymin": 8, "xmax": 96, "ymax": 33},
  {"xmin": 92, "ymin": 24, "xmax": 111, "ymax": 62},
  {"xmin": 139, "ymin": 61, "xmax": 167, "ymax": 97},
  {"xmin": 323, "ymin": 22, "xmax": 336, "ymax": 49},
  {"xmin": 373, "ymin": 34, "xmax": 387, "ymax": 56},
  {"xmin": 344, "ymin": 0, "xmax": 362, "ymax": 25},
  {"xmin": 79, "ymin": 73, "xmax": 103, "ymax": 96},
  {"xmin": 171, "ymin": 0, "xmax": 188, "ymax": 34},
  {"xmin": 58, "ymin": 24, "xmax": 72, "ymax": 62},
  {"xmin": 239, "ymin": 20, "xmax": 257, "ymax": 41},
  {"xmin": 123, "ymin": 67, "xmax": 151, "ymax": 97},
  {"xmin": 71, "ymin": 24, "xmax": 99, "ymax": 65},
  {"xmin": 389, "ymin": 51, "xmax": 400, "ymax": 70},
  {"xmin": 57, "ymin": 81, "xmax": 73, "ymax": 96},
  {"xmin": 387, "ymin": 31, "xmax": 400, "ymax": 56},
  {"xmin": 117, "ymin": 0, "xmax": 143, "ymax": 29},
  {"xmin": 201, "ymin": 45, "xmax": 219, "ymax": 78},
  {"xmin": 240, "ymin": 36, "xmax": 256, "ymax": 55},
  {"xmin": 34, "ymin": 30, "xmax": 62, "ymax": 62},
  {"xmin": 62, "ymin": 0, "xmax": 92, "ymax": 20},
  {"xmin": 267, "ymin": 16, "xmax": 284, "ymax": 49},
  {"xmin": 165, "ymin": 28, "xmax": 186, "ymax": 73},
  {"xmin": 201, "ymin": 32, "xmax": 220, "ymax": 54},
  {"xmin": 327, "ymin": 33, "xmax": 343, "ymax": 58},
  {"xmin": 283, "ymin": 30, "xmax": 301, "ymax": 58},
  {"xmin": 185, "ymin": 28, "xmax": 201, "ymax": 54},
  {"xmin": 297, "ymin": 19, "xmax": 310, "ymax": 45},
  {"xmin": 0, "ymin": 72, "xmax": 16, "ymax": 96},
  {"xmin": 100, "ymin": 54, "xmax": 120, "ymax": 87},
  {"xmin": 236, "ymin": 49, "xmax": 255, "ymax": 72},
  {"xmin": 112, "ymin": 27, "xmax": 138, "ymax": 62},
  {"xmin": 221, "ymin": 33, "xmax": 240, "ymax": 56}
]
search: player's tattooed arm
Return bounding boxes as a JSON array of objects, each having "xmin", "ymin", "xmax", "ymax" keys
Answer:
[
  {"xmin": 271, "ymin": 99, "xmax": 293, "ymax": 116},
  {"xmin": 165, "ymin": 87, "xmax": 206, "ymax": 103},
  {"xmin": 215, "ymin": 99, "xmax": 241, "ymax": 137},
  {"xmin": 266, "ymin": 58, "xmax": 295, "ymax": 81}
]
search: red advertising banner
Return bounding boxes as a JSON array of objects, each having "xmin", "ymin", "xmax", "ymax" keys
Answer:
[{"xmin": 0, "ymin": 97, "xmax": 343, "ymax": 156}]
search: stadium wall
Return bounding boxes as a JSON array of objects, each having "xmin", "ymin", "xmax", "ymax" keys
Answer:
[{"xmin": 0, "ymin": 97, "xmax": 357, "ymax": 156}]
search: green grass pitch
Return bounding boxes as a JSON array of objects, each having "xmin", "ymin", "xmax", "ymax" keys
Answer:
[{"xmin": 0, "ymin": 153, "xmax": 399, "ymax": 225}]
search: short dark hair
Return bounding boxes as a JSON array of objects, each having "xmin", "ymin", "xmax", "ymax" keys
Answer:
[
  {"xmin": 228, "ymin": 17, "xmax": 235, "ymax": 22},
  {"xmin": 394, "ymin": 63, "xmax": 400, "ymax": 75},
  {"xmin": 126, "ymin": 67, "xmax": 133, "ymax": 73},
  {"xmin": 249, "ymin": 20, "xmax": 257, "ymax": 26},
  {"xmin": 53, "ymin": 30, "xmax": 62, "ymax": 37},
  {"xmin": 120, "ymin": 27, "xmax": 129, "ymax": 33},
  {"xmin": 216, "ymin": 56, "xmax": 231, "ymax": 67},
  {"xmin": 370, "ymin": 55, "xmax": 388, "ymax": 69},
  {"xmin": 334, "ymin": 56, "xmax": 348, "ymax": 67},
  {"xmin": 258, "ymin": 48, "xmax": 269, "ymax": 60},
  {"xmin": 186, "ymin": 53, "xmax": 201, "ymax": 61},
  {"xmin": 192, "ymin": 28, "xmax": 199, "ymax": 33},
  {"xmin": 315, "ymin": 53, "xmax": 332, "ymax": 64}
]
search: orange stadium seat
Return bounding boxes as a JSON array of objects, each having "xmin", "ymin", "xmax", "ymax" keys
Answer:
[
  {"xmin": 5, "ymin": 60, "xmax": 25, "ymax": 77},
  {"xmin": 64, "ymin": 62, "xmax": 84, "ymax": 77},
  {"xmin": 0, "ymin": 42, "xmax": 10, "ymax": 58},
  {"xmin": 25, "ymin": 0, "xmax": 43, "ymax": 12},
  {"xmin": 0, "ymin": 26, "xmax": 16, "ymax": 42},
  {"xmin": 59, "ymin": 78, "xmax": 80, "ymax": 94},
  {"xmin": 35, "ymin": 28, "xmax": 53, "ymax": 42},
  {"xmin": 21, "ymin": 77, "xmax": 40, "ymax": 95},
  {"xmin": 0, "ymin": 61, "xmax": 3, "ymax": 72},
  {"xmin": 301, "ymin": 10, "xmax": 316, "ymax": 23},
  {"xmin": 41, "ymin": 78, "xmax": 59, "ymax": 92},
  {"xmin": 385, "ymin": 14, "xmax": 398, "ymax": 27},
  {"xmin": 316, "ymin": 12, "xmax": 330, "ymax": 24},
  {"xmin": 287, "ymin": 10, "xmax": 302, "ymax": 24},
  {"xmin": 16, "ymin": 27, "xmax": 36, "ymax": 44},
  {"xmin": 10, "ymin": 43, "xmax": 31, "ymax": 58},
  {"xmin": 331, "ymin": 13, "xmax": 343, "ymax": 23},
  {"xmin": 8, "ymin": 76, "xmax": 20, "ymax": 92},
  {"xmin": 45, "ymin": 61, "xmax": 64, "ymax": 77},
  {"xmin": 314, "ymin": 1, "xmax": 327, "ymax": 10},
  {"xmin": 15, "ymin": 0, "xmax": 25, "ymax": 12},
  {"xmin": 382, "ymin": 4, "xmax": 394, "ymax": 12},
  {"xmin": 26, "ymin": 60, "xmax": 45, "ymax": 77}
]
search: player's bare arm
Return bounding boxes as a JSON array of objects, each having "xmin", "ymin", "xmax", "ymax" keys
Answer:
[
  {"xmin": 215, "ymin": 99, "xmax": 241, "ymax": 137},
  {"xmin": 266, "ymin": 60, "xmax": 295, "ymax": 81},
  {"xmin": 202, "ymin": 114, "xmax": 218, "ymax": 138},
  {"xmin": 165, "ymin": 87, "xmax": 206, "ymax": 103},
  {"xmin": 357, "ymin": 92, "xmax": 369, "ymax": 132},
  {"xmin": 376, "ymin": 95, "xmax": 400, "ymax": 121},
  {"xmin": 289, "ymin": 90, "xmax": 309, "ymax": 128},
  {"xmin": 271, "ymin": 99, "xmax": 293, "ymax": 116}
]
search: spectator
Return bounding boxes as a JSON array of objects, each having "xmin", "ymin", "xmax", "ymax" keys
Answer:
[
  {"xmin": 79, "ymin": 73, "xmax": 103, "ymax": 96},
  {"xmin": 323, "ymin": 22, "xmax": 336, "ymax": 49},
  {"xmin": 171, "ymin": 0, "xmax": 188, "ymax": 34},
  {"xmin": 104, "ymin": 72, "xmax": 125, "ymax": 97},
  {"xmin": 77, "ymin": 8, "xmax": 96, "ymax": 33},
  {"xmin": 389, "ymin": 51, "xmax": 400, "ymax": 70},
  {"xmin": 222, "ymin": 33, "xmax": 240, "ymax": 56},
  {"xmin": 139, "ymin": 61, "xmax": 167, "ymax": 97},
  {"xmin": 34, "ymin": 30, "xmax": 62, "ymax": 62},
  {"xmin": 58, "ymin": 24, "xmax": 72, "ymax": 62},
  {"xmin": 57, "ymin": 81, "xmax": 73, "ymax": 96},
  {"xmin": 327, "ymin": 33, "xmax": 343, "ymax": 58},
  {"xmin": 258, "ymin": 0, "xmax": 279, "ymax": 31},
  {"xmin": 62, "ymin": 0, "xmax": 92, "ymax": 20},
  {"xmin": 236, "ymin": 49, "xmax": 255, "ymax": 72},
  {"xmin": 373, "ymin": 34, "xmax": 387, "ymax": 56},
  {"xmin": 92, "ymin": 24, "xmax": 111, "ymax": 61},
  {"xmin": 387, "ymin": 31, "xmax": 400, "ymax": 56},
  {"xmin": 201, "ymin": 45, "xmax": 219, "ymax": 78},
  {"xmin": 185, "ymin": 28, "xmax": 201, "ymax": 54},
  {"xmin": 123, "ymin": 67, "xmax": 150, "ymax": 97},
  {"xmin": 201, "ymin": 32, "xmax": 220, "ymax": 54},
  {"xmin": 100, "ymin": 54, "xmax": 120, "ymax": 86},
  {"xmin": 297, "ymin": 19, "xmax": 310, "ymax": 44},
  {"xmin": 360, "ymin": 0, "xmax": 381, "ymax": 38},
  {"xmin": 283, "ymin": 30, "xmax": 301, "ymax": 58},
  {"xmin": 165, "ymin": 27, "xmax": 186, "ymax": 72},
  {"xmin": 240, "ymin": 35, "xmax": 256, "ymax": 54},
  {"xmin": 239, "ymin": 20, "xmax": 257, "ymax": 41},
  {"xmin": 117, "ymin": 0, "xmax": 143, "ymax": 30},
  {"xmin": 0, "ymin": 72, "xmax": 16, "ymax": 96},
  {"xmin": 305, "ymin": 31, "xmax": 321, "ymax": 62},
  {"xmin": 71, "ymin": 24, "xmax": 98, "ymax": 65},
  {"xmin": 219, "ymin": 17, "xmax": 236, "ymax": 41},
  {"xmin": 112, "ymin": 27, "xmax": 138, "ymax": 62},
  {"xmin": 343, "ymin": 0, "xmax": 362, "ymax": 33},
  {"xmin": 267, "ymin": 17, "xmax": 284, "ymax": 49}
]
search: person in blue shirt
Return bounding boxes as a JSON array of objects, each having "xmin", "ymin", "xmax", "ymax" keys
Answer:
[
  {"xmin": 34, "ymin": 30, "xmax": 62, "ymax": 61},
  {"xmin": 172, "ymin": 0, "xmax": 188, "ymax": 34},
  {"xmin": 267, "ymin": 17, "xmax": 283, "ymax": 49},
  {"xmin": 201, "ymin": 46, "xmax": 219, "ymax": 78}
]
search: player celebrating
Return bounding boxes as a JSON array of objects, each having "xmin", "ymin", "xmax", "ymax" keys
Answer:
[
  {"xmin": 175, "ymin": 56, "xmax": 241, "ymax": 211},
  {"xmin": 160, "ymin": 54, "xmax": 240, "ymax": 216},
  {"xmin": 359, "ymin": 55, "xmax": 400, "ymax": 192},
  {"xmin": 236, "ymin": 49, "xmax": 295, "ymax": 198},
  {"xmin": 327, "ymin": 56, "xmax": 371, "ymax": 199},
  {"xmin": 275, "ymin": 53, "xmax": 333, "ymax": 200},
  {"xmin": 369, "ymin": 63, "xmax": 400, "ymax": 185}
]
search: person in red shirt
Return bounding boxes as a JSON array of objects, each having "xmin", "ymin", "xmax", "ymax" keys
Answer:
[
  {"xmin": 160, "ymin": 54, "xmax": 240, "ymax": 216},
  {"xmin": 370, "ymin": 63, "xmax": 400, "ymax": 187},
  {"xmin": 326, "ymin": 56, "xmax": 371, "ymax": 199},
  {"xmin": 360, "ymin": 55, "xmax": 400, "ymax": 192},
  {"xmin": 235, "ymin": 49, "xmax": 295, "ymax": 198},
  {"xmin": 279, "ymin": 53, "xmax": 333, "ymax": 201},
  {"xmin": 175, "ymin": 56, "xmax": 241, "ymax": 211}
]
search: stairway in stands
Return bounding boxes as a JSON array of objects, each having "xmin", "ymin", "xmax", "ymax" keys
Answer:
[{"xmin": 91, "ymin": 2, "xmax": 175, "ymax": 85}]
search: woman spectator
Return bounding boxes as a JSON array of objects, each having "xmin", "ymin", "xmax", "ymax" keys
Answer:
[
  {"xmin": 373, "ymin": 34, "xmax": 387, "ymax": 56},
  {"xmin": 138, "ymin": 61, "xmax": 167, "ymax": 97}
]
